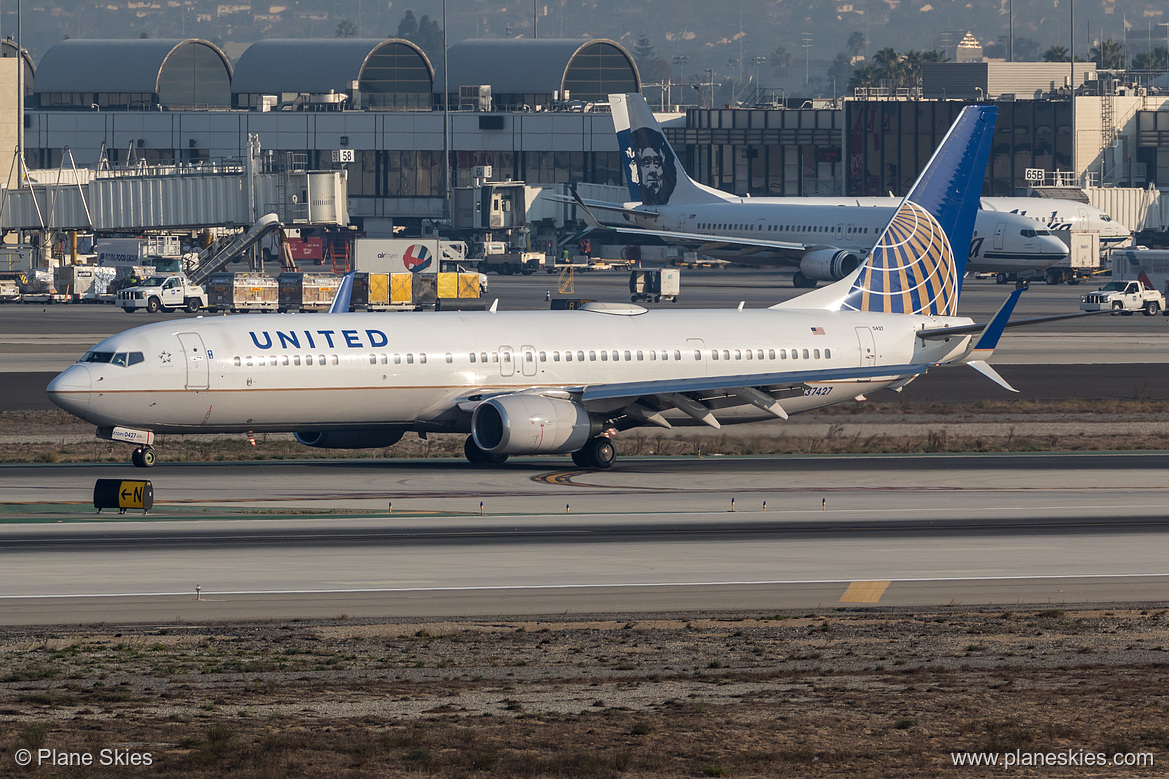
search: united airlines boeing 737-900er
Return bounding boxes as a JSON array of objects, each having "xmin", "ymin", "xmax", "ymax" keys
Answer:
[
  {"xmin": 49, "ymin": 105, "xmax": 1070, "ymax": 470},
  {"xmin": 575, "ymin": 94, "xmax": 1119, "ymax": 288}
]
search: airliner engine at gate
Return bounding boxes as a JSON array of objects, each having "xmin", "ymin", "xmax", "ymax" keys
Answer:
[{"xmin": 50, "ymin": 105, "xmax": 1021, "ymax": 470}]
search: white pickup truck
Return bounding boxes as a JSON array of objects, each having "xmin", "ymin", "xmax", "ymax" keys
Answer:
[
  {"xmin": 118, "ymin": 274, "xmax": 208, "ymax": 313},
  {"xmin": 1079, "ymin": 280, "xmax": 1165, "ymax": 316}
]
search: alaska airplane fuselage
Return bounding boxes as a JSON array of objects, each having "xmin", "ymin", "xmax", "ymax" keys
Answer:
[
  {"xmin": 48, "ymin": 306, "xmax": 970, "ymax": 437},
  {"xmin": 621, "ymin": 202, "xmax": 1067, "ymax": 275}
]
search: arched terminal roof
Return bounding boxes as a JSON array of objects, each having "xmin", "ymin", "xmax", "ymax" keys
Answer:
[
  {"xmin": 438, "ymin": 38, "xmax": 639, "ymax": 106},
  {"xmin": 1, "ymin": 39, "xmax": 35, "ymax": 95},
  {"xmin": 34, "ymin": 39, "xmax": 231, "ymax": 109},
  {"xmin": 232, "ymin": 39, "xmax": 434, "ymax": 109}
]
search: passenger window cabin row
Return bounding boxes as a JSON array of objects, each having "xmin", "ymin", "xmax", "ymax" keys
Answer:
[
  {"xmin": 230, "ymin": 347, "xmax": 833, "ymax": 369},
  {"xmin": 696, "ymin": 222, "xmax": 872, "ymax": 236}
]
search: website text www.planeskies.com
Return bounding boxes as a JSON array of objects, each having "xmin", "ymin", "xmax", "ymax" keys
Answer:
[{"xmin": 951, "ymin": 749, "xmax": 1154, "ymax": 769}]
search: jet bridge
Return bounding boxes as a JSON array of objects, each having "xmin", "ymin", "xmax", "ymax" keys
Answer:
[{"xmin": 0, "ymin": 138, "xmax": 348, "ymax": 233}]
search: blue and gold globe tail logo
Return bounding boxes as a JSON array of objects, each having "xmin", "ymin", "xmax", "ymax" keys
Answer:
[
  {"xmin": 404, "ymin": 244, "xmax": 433, "ymax": 273},
  {"xmin": 842, "ymin": 201, "xmax": 958, "ymax": 317}
]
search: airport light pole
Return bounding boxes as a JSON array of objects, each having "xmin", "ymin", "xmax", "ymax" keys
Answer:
[
  {"xmin": 673, "ymin": 55, "xmax": 688, "ymax": 106},
  {"xmin": 1160, "ymin": 23, "xmax": 1169, "ymax": 78},
  {"xmin": 442, "ymin": 0, "xmax": 450, "ymax": 221},
  {"xmin": 801, "ymin": 32, "xmax": 813, "ymax": 85},
  {"xmin": 752, "ymin": 55, "xmax": 767, "ymax": 90}
]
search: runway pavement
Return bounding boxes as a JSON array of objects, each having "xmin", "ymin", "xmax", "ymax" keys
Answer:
[{"xmin": 2, "ymin": 453, "xmax": 1168, "ymax": 624}]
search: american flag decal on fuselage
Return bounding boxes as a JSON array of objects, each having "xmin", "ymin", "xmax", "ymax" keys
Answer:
[{"xmin": 841, "ymin": 200, "xmax": 957, "ymax": 317}]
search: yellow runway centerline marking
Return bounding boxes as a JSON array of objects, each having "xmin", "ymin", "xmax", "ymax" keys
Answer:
[{"xmin": 839, "ymin": 580, "xmax": 891, "ymax": 603}]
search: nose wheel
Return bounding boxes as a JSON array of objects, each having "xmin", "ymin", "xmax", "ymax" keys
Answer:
[{"xmin": 131, "ymin": 446, "xmax": 157, "ymax": 468}]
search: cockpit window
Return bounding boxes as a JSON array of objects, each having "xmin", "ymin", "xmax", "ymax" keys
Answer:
[
  {"xmin": 1021, "ymin": 229, "xmax": 1035, "ymax": 238},
  {"xmin": 82, "ymin": 350, "xmax": 144, "ymax": 367},
  {"xmin": 1101, "ymin": 214, "xmax": 1112, "ymax": 222}
]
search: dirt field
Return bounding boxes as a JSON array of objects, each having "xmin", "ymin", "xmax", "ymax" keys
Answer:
[
  {"xmin": 7, "ymin": 399, "xmax": 1169, "ymax": 464},
  {"xmin": 1, "ymin": 609, "xmax": 1166, "ymax": 777}
]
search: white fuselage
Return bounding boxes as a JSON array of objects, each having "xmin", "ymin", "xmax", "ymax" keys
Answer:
[
  {"xmin": 625, "ymin": 200, "xmax": 1068, "ymax": 273},
  {"xmin": 48, "ymin": 306, "xmax": 973, "ymax": 435}
]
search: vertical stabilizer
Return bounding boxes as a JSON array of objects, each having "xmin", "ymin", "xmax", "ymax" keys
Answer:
[
  {"xmin": 837, "ymin": 105, "xmax": 997, "ymax": 316},
  {"xmin": 609, "ymin": 93, "xmax": 727, "ymax": 207}
]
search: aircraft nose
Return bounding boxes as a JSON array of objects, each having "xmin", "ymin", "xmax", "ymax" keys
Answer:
[
  {"xmin": 47, "ymin": 364, "xmax": 92, "ymax": 415},
  {"xmin": 1044, "ymin": 234, "xmax": 1069, "ymax": 258}
]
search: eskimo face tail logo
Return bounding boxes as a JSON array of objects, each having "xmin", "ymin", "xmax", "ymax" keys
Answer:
[
  {"xmin": 842, "ymin": 201, "xmax": 958, "ymax": 316},
  {"xmin": 626, "ymin": 127, "xmax": 678, "ymax": 205},
  {"xmin": 404, "ymin": 244, "xmax": 432, "ymax": 273}
]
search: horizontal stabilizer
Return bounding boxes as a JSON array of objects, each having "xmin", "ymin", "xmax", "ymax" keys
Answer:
[{"xmin": 917, "ymin": 308, "xmax": 1112, "ymax": 341}]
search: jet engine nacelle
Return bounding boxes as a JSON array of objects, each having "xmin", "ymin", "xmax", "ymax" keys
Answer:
[
  {"xmin": 294, "ymin": 429, "xmax": 405, "ymax": 449},
  {"xmin": 472, "ymin": 395, "xmax": 598, "ymax": 455},
  {"xmin": 799, "ymin": 249, "xmax": 862, "ymax": 281}
]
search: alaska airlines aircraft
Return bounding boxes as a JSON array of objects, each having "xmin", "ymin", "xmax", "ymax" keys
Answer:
[
  {"xmin": 51, "ymin": 105, "xmax": 1031, "ymax": 470},
  {"xmin": 581, "ymin": 94, "xmax": 1072, "ymax": 287}
]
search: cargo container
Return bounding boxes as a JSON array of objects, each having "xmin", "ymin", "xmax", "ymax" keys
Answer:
[
  {"xmin": 278, "ymin": 272, "xmax": 342, "ymax": 312},
  {"xmin": 351, "ymin": 272, "xmax": 415, "ymax": 310},
  {"xmin": 206, "ymin": 272, "xmax": 278, "ymax": 312},
  {"xmin": 54, "ymin": 265, "xmax": 107, "ymax": 302}
]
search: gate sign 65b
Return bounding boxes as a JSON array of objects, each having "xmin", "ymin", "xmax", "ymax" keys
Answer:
[{"xmin": 1024, "ymin": 168, "xmax": 1045, "ymax": 183}]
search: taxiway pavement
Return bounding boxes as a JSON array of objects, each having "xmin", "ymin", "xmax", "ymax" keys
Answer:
[{"xmin": 2, "ymin": 453, "xmax": 1167, "ymax": 624}]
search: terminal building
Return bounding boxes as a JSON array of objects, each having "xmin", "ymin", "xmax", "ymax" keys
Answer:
[{"xmin": 6, "ymin": 36, "xmax": 1169, "ymax": 242}]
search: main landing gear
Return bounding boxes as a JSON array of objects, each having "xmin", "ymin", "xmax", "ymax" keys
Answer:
[
  {"xmin": 464, "ymin": 436, "xmax": 509, "ymax": 466},
  {"xmin": 130, "ymin": 446, "xmax": 157, "ymax": 468},
  {"xmin": 571, "ymin": 437, "xmax": 616, "ymax": 469}
]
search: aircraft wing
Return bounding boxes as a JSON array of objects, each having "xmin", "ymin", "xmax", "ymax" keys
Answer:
[
  {"xmin": 545, "ymin": 193, "xmax": 655, "ymax": 220},
  {"xmin": 585, "ymin": 221, "xmax": 809, "ymax": 258},
  {"xmin": 570, "ymin": 189, "xmax": 808, "ymax": 259},
  {"xmin": 568, "ymin": 361, "xmax": 933, "ymax": 429},
  {"xmin": 579, "ymin": 362, "xmax": 933, "ymax": 402}
]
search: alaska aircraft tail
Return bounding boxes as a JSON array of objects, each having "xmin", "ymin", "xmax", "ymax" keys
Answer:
[
  {"xmin": 783, "ymin": 105, "xmax": 997, "ymax": 317},
  {"xmin": 609, "ymin": 93, "xmax": 729, "ymax": 207}
]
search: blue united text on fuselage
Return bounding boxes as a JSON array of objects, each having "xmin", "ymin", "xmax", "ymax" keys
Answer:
[{"xmin": 248, "ymin": 329, "xmax": 390, "ymax": 351}]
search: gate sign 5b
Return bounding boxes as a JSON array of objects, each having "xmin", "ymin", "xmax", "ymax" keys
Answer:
[{"xmin": 403, "ymin": 244, "xmax": 433, "ymax": 273}]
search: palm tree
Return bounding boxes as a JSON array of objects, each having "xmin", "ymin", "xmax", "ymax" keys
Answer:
[
  {"xmin": 1132, "ymin": 47, "xmax": 1169, "ymax": 70},
  {"xmin": 1043, "ymin": 45, "xmax": 1070, "ymax": 62},
  {"xmin": 1089, "ymin": 39, "xmax": 1124, "ymax": 69},
  {"xmin": 872, "ymin": 47, "xmax": 903, "ymax": 85},
  {"xmin": 848, "ymin": 63, "xmax": 881, "ymax": 91},
  {"xmin": 769, "ymin": 46, "xmax": 792, "ymax": 76},
  {"xmin": 847, "ymin": 31, "xmax": 867, "ymax": 59}
]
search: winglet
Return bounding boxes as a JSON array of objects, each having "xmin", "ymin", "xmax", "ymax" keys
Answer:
[
  {"xmin": 967, "ymin": 360, "xmax": 1018, "ymax": 392},
  {"xmin": 328, "ymin": 272, "xmax": 355, "ymax": 314},
  {"xmin": 571, "ymin": 186, "xmax": 608, "ymax": 230},
  {"xmin": 968, "ymin": 285, "xmax": 1026, "ymax": 359}
]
